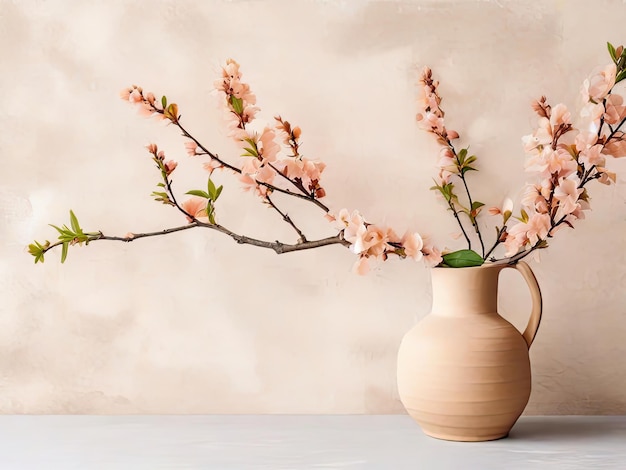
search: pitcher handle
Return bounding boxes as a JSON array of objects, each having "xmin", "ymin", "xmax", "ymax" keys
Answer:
[{"xmin": 504, "ymin": 261, "xmax": 542, "ymax": 348}]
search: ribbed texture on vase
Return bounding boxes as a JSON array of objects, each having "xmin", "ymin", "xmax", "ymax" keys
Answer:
[{"xmin": 397, "ymin": 312, "xmax": 532, "ymax": 442}]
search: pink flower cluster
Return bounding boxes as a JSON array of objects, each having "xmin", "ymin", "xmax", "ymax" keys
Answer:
[
  {"xmin": 329, "ymin": 209, "xmax": 442, "ymax": 274},
  {"xmin": 503, "ymin": 62, "xmax": 625, "ymax": 257},
  {"xmin": 214, "ymin": 59, "xmax": 328, "ymax": 199},
  {"xmin": 120, "ymin": 85, "xmax": 168, "ymax": 120},
  {"xmin": 415, "ymin": 67, "xmax": 461, "ymax": 186}
]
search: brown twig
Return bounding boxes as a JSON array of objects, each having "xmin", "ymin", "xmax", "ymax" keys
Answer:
[{"xmin": 38, "ymin": 222, "xmax": 349, "ymax": 258}]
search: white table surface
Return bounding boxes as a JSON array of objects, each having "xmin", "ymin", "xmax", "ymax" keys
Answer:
[{"xmin": 0, "ymin": 415, "xmax": 624, "ymax": 469}]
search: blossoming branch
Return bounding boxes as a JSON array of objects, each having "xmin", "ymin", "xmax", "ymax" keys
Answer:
[{"xmin": 28, "ymin": 43, "xmax": 626, "ymax": 272}]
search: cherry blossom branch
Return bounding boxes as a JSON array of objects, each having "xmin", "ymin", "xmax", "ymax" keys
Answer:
[
  {"xmin": 449, "ymin": 143, "xmax": 486, "ymax": 258},
  {"xmin": 447, "ymin": 198, "xmax": 472, "ymax": 248},
  {"xmin": 265, "ymin": 194, "xmax": 308, "ymax": 242},
  {"xmin": 484, "ymin": 226, "xmax": 507, "ymax": 261},
  {"xmin": 176, "ymin": 120, "xmax": 330, "ymax": 212},
  {"xmin": 36, "ymin": 222, "xmax": 349, "ymax": 259}
]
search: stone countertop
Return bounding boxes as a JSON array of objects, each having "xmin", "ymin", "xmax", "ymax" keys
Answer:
[{"xmin": 0, "ymin": 415, "xmax": 624, "ymax": 469}]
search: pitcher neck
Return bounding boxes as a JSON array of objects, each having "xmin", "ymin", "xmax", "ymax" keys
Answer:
[{"xmin": 430, "ymin": 264, "xmax": 503, "ymax": 316}]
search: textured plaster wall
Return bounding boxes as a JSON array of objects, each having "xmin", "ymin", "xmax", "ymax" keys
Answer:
[{"xmin": 1, "ymin": 0, "xmax": 626, "ymax": 414}]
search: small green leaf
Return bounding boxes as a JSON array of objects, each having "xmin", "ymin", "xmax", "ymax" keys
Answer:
[
  {"xmin": 61, "ymin": 242, "xmax": 68, "ymax": 263},
  {"xmin": 214, "ymin": 185, "xmax": 223, "ymax": 201},
  {"xmin": 157, "ymin": 182, "xmax": 165, "ymax": 188},
  {"xmin": 608, "ymin": 42, "xmax": 617, "ymax": 63},
  {"xmin": 69, "ymin": 210, "xmax": 80, "ymax": 233},
  {"xmin": 242, "ymin": 147, "xmax": 258, "ymax": 158},
  {"xmin": 461, "ymin": 166, "xmax": 478, "ymax": 175},
  {"xmin": 230, "ymin": 95, "xmax": 244, "ymax": 114},
  {"xmin": 457, "ymin": 148, "xmax": 468, "ymax": 164},
  {"xmin": 615, "ymin": 69, "xmax": 626, "ymax": 84},
  {"xmin": 208, "ymin": 179, "xmax": 217, "ymax": 200},
  {"xmin": 520, "ymin": 209, "xmax": 529, "ymax": 223},
  {"xmin": 464, "ymin": 155, "xmax": 477, "ymax": 166},
  {"xmin": 186, "ymin": 189, "xmax": 210, "ymax": 199},
  {"xmin": 161, "ymin": 95, "xmax": 167, "ymax": 109},
  {"xmin": 441, "ymin": 249, "xmax": 484, "ymax": 268}
]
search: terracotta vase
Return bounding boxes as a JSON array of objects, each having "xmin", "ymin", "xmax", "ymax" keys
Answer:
[{"xmin": 397, "ymin": 261, "xmax": 542, "ymax": 442}]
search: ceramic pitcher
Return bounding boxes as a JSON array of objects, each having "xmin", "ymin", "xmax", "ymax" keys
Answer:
[{"xmin": 397, "ymin": 261, "xmax": 542, "ymax": 442}]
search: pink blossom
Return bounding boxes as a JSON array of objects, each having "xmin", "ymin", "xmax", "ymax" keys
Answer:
[
  {"xmin": 437, "ymin": 147, "xmax": 457, "ymax": 174},
  {"xmin": 488, "ymin": 198, "xmax": 514, "ymax": 217},
  {"xmin": 604, "ymin": 94, "xmax": 626, "ymax": 125},
  {"xmin": 353, "ymin": 256, "xmax": 370, "ymax": 275},
  {"xmin": 402, "ymin": 232, "xmax": 424, "ymax": 261},
  {"xmin": 602, "ymin": 133, "xmax": 626, "ymax": 158},
  {"xmin": 522, "ymin": 118, "xmax": 552, "ymax": 152},
  {"xmin": 526, "ymin": 213, "xmax": 551, "ymax": 243},
  {"xmin": 504, "ymin": 213, "xmax": 551, "ymax": 256},
  {"xmin": 579, "ymin": 144, "xmax": 605, "ymax": 167},
  {"xmin": 415, "ymin": 84, "xmax": 439, "ymax": 112},
  {"xmin": 550, "ymin": 103, "xmax": 571, "ymax": 128},
  {"xmin": 137, "ymin": 102, "xmax": 155, "ymax": 118},
  {"xmin": 596, "ymin": 167, "xmax": 617, "ymax": 185},
  {"xmin": 421, "ymin": 239, "xmax": 442, "ymax": 267},
  {"xmin": 504, "ymin": 224, "xmax": 528, "ymax": 257},
  {"xmin": 581, "ymin": 63, "xmax": 617, "ymax": 103},
  {"xmin": 360, "ymin": 225, "xmax": 388, "ymax": 257},
  {"xmin": 203, "ymin": 160, "xmax": 222, "ymax": 174},
  {"xmin": 129, "ymin": 89, "xmax": 143, "ymax": 103},
  {"xmin": 554, "ymin": 176, "xmax": 583, "ymax": 215},
  {"xmin": 569, "ymin": 199, "xmax": 591, "ymax": 220},
  {"xmin": 258, "ymin": 128, "xmax": 279, "ymax": 163},
  {"xmin": 416, "ymin": 111, "xmax": 444, "ymax": 133},
  {"xmin": 574, "ymin": 131, "xmax": 598, "ymax": 152},
  {"xmin": 238, "ymin": 172, "xmax": 257, "ymax": 192},
  {"xmin": 164, "ymin": 160, "xmax": 178, "ymax": 175},
  {"xmin": 335, "ymin": 209, "xmax": 367, "ymax": 254},
  {"xmin": 181, "ymin": 197, "xmax": 208, "ymax": 223},
  {"xmin": 185, "ymin": 141, "xmax": 198, "ymax": 156},
  {"xmin": 255, "ymin": 164, "xmax": 276, "ymax": 185},
  {"xmin": 525, "ymin": 147, "xmax": 576, "ymax": 180},
  {"xmin": 579, "ymin": 102, "xmax": 605, "ymax": 134}
]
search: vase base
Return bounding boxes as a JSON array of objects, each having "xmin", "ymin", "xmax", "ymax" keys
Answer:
[{"xmin": 423, "ymin": 430, "xmax": 509, "ymax": 442}]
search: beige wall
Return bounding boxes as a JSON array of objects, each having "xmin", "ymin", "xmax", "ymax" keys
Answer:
[{"xmin": 1, "ymin": 0, "xmax": 626, "ymax": 414}]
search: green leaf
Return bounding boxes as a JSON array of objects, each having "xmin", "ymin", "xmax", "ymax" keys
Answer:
[
  {"xmin": 242, "ymin": 147, "xmax": 258, "ymax": 158},
  {"xmin": 230, "ymin": 95, "xmax": 244, "ymax": 114},
  {"xmin": 461, "ymin": 166, "xmax": 478, "ymax": 175},
  {"xmin": 208, "ymin": 178, "xmax": 217, "ymax": 200},
  {"xmin": 161, "ymin": 95, "xmax": 167, "ymax": 109},
  {"xmin": 61, "ymin": 242, "xmax": 68, "ymax": 263},
  {"xmin": 464, "ymin": 155, "xmax": 477, "ymax": 166},
  {"xmin": 608, "ymin": 42, "xmax": 617, "ymax": 63},
  {"xmin": 520, "ymin": 209, "xmax": 529, "ymax": 223},
  {"xmin": 214, "ymin": 185, "xmax": 223, "ymax": 201},
  {"xmin": 49, "ymin": 224, "xmax": 74, "ymax": 238},
  {"xmin": 441, "ymin": 249, "xmax": 484, "ymax": 268},
  {"xmin": 615, "ymin": 69, "xmax": 626, "ymax": 85},
  {"xmin": 471, "ymin": 201, "xmax": 485, "ymax": 211},
  {"xmin": 457, "ymin": 148, "xmax": 468, "ymax": 164},
  {"xmin": 69, "ymin": 210, "xmax": 80, "ymax": 233},
  {"xmin": 186, "ymin": 189, "xmax": 210, "ymax": 199}
]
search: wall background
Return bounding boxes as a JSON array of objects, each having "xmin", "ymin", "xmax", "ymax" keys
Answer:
[{"xmin": 1, "ymin": 0, "xmax": 625, "ymax": 414}]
